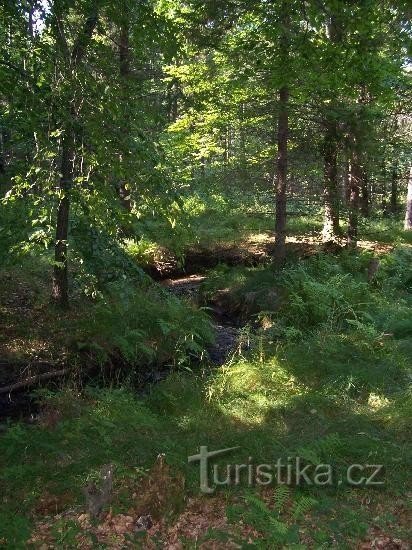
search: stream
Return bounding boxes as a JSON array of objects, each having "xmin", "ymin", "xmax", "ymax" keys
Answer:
[{"xmin": 0, "ymin": 272, "xmax": 245, "ymax": 424}]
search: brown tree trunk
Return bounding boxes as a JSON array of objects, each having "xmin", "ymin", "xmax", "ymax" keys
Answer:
[
  {"xmin": 322, "ymin": 121, "xmax": 340, "ymax": 242},
  {"xmin": 359, "ymin": 166, "xmax": 369, "ymax": 217},
  {"xmin": 273, "ymin": 85, "xmax": 289, "ymax": 264},
  {"xmin": 52, "ymin": 131, "xmax": 74, "ymax": 307},
  {"xmin": 321, "ymin": 9, "xmax": 343, "ymax": 242},
  {"xmin": 51, "ymin": 5, "xmax": 99, "ymax": 307},
  {"xmin": 347, "ymin": 151, "xmax": 361, "ymax": 248},
  {"xmin": 344, "ymin": 158, "xmax": 351, "ymax": 204},
  {"xmin": 273, "ymin": 0, "xmax": 289, "ymax": 265},
  {"xmin": 0, "ymin": 127, "xmax": 5, "ymax": 178},
  {"xmin": 390, "ymin": 164, "xmax": 398, "ymax": 214},
  {"xmin": 225, "ymin": 125, "xmax": 231, "ymax": 164},
  {"xmin": 118, "ymin": 20, "xmax": 132, "ymax": 212},
  {"xmin": 404, "ymin": 167, "xmax": 412, "ymax": 230}
]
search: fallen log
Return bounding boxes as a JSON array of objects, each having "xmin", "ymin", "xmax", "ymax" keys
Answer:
[{"xmin": 0, "ymin": 367, "xmax": 71, "ymax": 395}]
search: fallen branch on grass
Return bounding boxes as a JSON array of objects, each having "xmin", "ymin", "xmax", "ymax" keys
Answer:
[{"xmin": 0, "ymin": 367, "xmax": 71, "ymax": 395}]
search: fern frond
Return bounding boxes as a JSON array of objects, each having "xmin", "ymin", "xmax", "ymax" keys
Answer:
[
  {"xmin": 292, "ymin": 495, "xmax": 317, "ymax": 520},
  {"xmin": 273, "ymin": 485, "xmax": 290, "ymax": 514}
]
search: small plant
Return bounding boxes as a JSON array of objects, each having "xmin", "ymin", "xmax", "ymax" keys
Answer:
[
  {"xmin": 123, "ymin": 237, "xmax": 160, "ymax": 268},
  {"xmin": 81, "ymin": 280, "xmax": 214, "ymax": 368},
  {"xmin": 227, "ymin": 488, "xmax": 317, "ymax": 548}
]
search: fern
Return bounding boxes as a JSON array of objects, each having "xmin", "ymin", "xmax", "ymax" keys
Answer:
[
  {"xmin": 292, "ymin": 496, "xmax": 318, "ymax": 520},
  {"xmin": 229, "ymin": 489, "xmax": 315, "ymax": 548},
  {"xmin": 296, "ymin": 446, "xmax": 321, "ymax": 466},
  {"xmin": 273, "ymin": 485, "xmax": 290, "ymax": 515},
  {"xmin": 297, "ymin": 433, "xmax": 343, "ymax": 466}
]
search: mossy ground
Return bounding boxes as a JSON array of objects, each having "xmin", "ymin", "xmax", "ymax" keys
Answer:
[{"xmin": 0, "ymin": 201, "xmax": 411, "ymax": 548}]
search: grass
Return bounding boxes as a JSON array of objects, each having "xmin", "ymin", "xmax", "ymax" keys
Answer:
[
  {"xmin": 1, "ymin": 185, "xmax": 411, "ymax": 546},
  {"xmin": 0, "ymin": 253, "xmax": 213, "ymax": 371},
  {"xmin": 0, "ymin": 239, "xmax": 411, "ymax": 547}
]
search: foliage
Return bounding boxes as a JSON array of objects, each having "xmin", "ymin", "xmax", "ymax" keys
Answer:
[
  {"xmin": 0, "ymin": 0, "xmax": 411, "ymax": 547},
  {"xmin": 226, "ymin": 489, "xmax": 316, "ymax": 548},
  {"xmin": 81, "ymin": 280, "xmax": 213, "ymax": 366}
]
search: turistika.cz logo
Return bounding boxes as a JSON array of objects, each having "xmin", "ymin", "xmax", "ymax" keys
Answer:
[{"xmin": 188, "ymin": 446, "xmax": 384, "ymax": 494}]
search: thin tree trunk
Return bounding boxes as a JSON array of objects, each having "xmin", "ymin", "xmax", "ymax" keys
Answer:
[
  {"xmin": 404, "ymin": 167, "xmax": 412, "ymax": 230},
  {"xmin": 52, "ymin": 131, "xmax": 74, "ymax": 306},
  {"xmin": 273, "ymin": 0, "xmax": 289, "ymax": 265},
  {"xmin": 0, "ymin": 127, "xmax": 5, "ymax": 178},
  {"xmin": 322, "ymin": 121, "xmax": 340, "ymax": 242},
  {"xmin": 347, "ymin": 152, "xmax": 361, "ymax": 247},
  {"xmin": 51, "ymin": 5, "xmax": 99, "ymax": 307},
  {"xmin": 344, "ymin": 157, "xmax": 351, "ymax": 204},
  {"xmin": 118, "ymin": 20, "xmax": 132, "ymax": 212},
  {"xmin": 359, "ymin": 166, "xmax": 369, "ymax": 217},
  {"xmin": 273, "ymin": 85, "xmax": 289, "ymax": 263},
  {"xmin": 321, "ymin": 8, "xmax": 343, "ymax": 242},
  {"xmin": 239, "ymin": 102, "xmax": 247, "ymax": 180},
  {"xmin": 390, "ymin": 164, "xmax": 398, "ymax": 214},
  {"xmin": 225, "ymin": 125, "xmax": 231, "ymax": 164},
  {"xmin": 27, "ymin": 0, "xmax": 34, "ymax": 38}
]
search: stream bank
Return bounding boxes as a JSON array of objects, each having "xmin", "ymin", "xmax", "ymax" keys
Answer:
[{"xmin": 0, "ymin": 270, "xmax": 247, "ymax": 423}]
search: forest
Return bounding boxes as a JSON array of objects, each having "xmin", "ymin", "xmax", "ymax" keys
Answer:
[{"xmin": 0, "ymin": 0, "xmax": 411, "ymax": 547}]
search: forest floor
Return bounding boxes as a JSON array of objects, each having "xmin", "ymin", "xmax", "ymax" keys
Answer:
[{"xmin": 0, "ymin": 209, "xmax": 411, "ymax": 548}]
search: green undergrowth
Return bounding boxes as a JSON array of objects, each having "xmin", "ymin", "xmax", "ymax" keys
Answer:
[
  {"xmin": 0, "ymin": 245, "xmax": 411, "ymax": 547},
  {"xmin": 0, "ymin": 334, "xmax": 410, "ymax": 546},
  {"xmin": 200, "ymin": 247, "xmax": 412, "ymax": 336},
  {"xmin": 117, "ymin": 189, "xmax": 324, "ymax": 266},
  {"xmin": 0, "ymin": 252, "xmax": 213, "ymax": 368}
]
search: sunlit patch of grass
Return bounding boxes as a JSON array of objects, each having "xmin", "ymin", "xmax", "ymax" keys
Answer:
[
  {"xmin": 287, "ymin": 212, "xmax": 323, "ymax": 235},
  {"xmin": 123, "ymin": 236, "xmax": 160, "ymax": 267},
  {"xmin": 366, "ymin": 392, "xmax": 391, "ymax": 411},
  {"xmin": 206, "ymin": 359, "xmax": 304, "ymax": 427},
  {"xmin": 361, "ymin": 216, "xmax": 412, "ymax": 245},
  {"xmin": 208, "ymin": 360, "xmax": 303, "ymax": 405}
]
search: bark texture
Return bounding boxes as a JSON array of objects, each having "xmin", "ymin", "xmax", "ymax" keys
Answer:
[
  {"xmin": 273, "ymin": 1, "xmax": 289, "ymax": 265},
  {"xmin": 347, "ymin": 152, "xmax": 361, "ymax": 247},
  {"xmin": 51, "ymin": 131, "xmax": 74, "ymax": 306},
  {"xmin": 404, "ymin": 167, "xmax": 412, "ymax": 230},
  {"xmin": 118, "ymin": 19, "xmax": 132, "ymax": 212},
  {"xmin": 273, "ymin": 85, "xmax": 289, "ymax": 264},
  {"xmin": 51, "ymin": 6, "xmax": 99, "ymax": 307},
  {"xmin": 322, "ymin": 121, "xmax": 340, "ymax": 242}
]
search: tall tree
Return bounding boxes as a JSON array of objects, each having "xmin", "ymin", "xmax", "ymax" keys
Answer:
[
  {"xmin": 51, "ymin": 2, "xmax": 100, "ymax": 307},
  {"xmin": 322, "ymin": 119, "xmax": 340, "ymax": 242},
  {"xmin": 347, "ymin": 142, "xmax": 361, "ymax": 248},
  {"xmin": 117, "ymin": 15, "xmax": 133, "ymax": 212},
  {"xmin": 321, "ymin": 7, "xmax": 343, "ymax": 243},
  {"xmin": 272, "ymin": 1, "xmax": 290, "ymax": 264},
  {"xmin": 405, "ymin": 167, "xmax": 412, "ymax": 231}
]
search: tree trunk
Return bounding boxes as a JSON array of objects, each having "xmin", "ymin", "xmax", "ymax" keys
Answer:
[
  {"xmin": 51, "ymin": 131, "xmax": 74, "ymax": 307},
  {"xmin": 390, "ymin": 164, "xmax": 398, "ymax": 214},
  {"xmin": 273, "ymin": 85, "xmax": 289, "ymax": 264},
  {"xmin": 0, "ymin": 127, "xmax": 5, "ymax": 177},
  {"xmin": 347, "ymin": 152, "xmax": 361, "ymax": 247},
  {"xmin": 51, "ymin": 5, "xmax": 99, "ymax": 307},
  {"xmin": 322, "ymin": 8, "xmax": 343, "ymax": 242},
  {"xmin": 273, "ymin": 0, "xmax": 289, "ymax": 265},
  {"xmin": 322, "ymin": 121, "xmax": 340, "ymax": 242},
  {"xmin": 359, "ymin": 166, "xmax": 369, "ymax": 217},
  {"xmin": 118, "ymin": 20, "xmax": 132, "ymax": 212},
  {"xmin": 404, "ymin": 167, "xmax": 412, "ymax": 230},
  {"xmin": 344, "ymin": 158, "xmax": 351, "ymax": 204}
]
